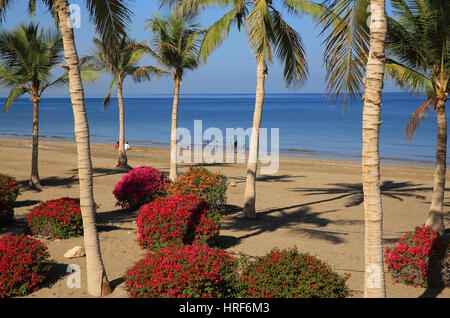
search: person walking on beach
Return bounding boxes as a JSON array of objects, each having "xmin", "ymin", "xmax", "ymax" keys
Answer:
[
  {"xmin": 125, "ymin": 142, "xmax": 131, "ymax": 151},
  {"xmin": 115, "ymin": 141, "xmax": 119, "ymax": 150}
]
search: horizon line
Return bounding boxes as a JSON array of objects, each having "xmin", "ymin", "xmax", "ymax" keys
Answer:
[{"xmin": 0, "ymin": 90, "xmax": 406, "ymax": 99}]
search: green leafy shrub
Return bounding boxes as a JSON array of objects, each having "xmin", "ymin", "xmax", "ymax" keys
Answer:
[
  {"xmin": 26, "ymin": 198, "xmax": 83, "ymax": 239},
  {"xmin": 235, "ymin": 247, "xmax": 351, "ymax": 298},
  {"xmin": 0, "ymin": 235, "xmax": 51, "ymax": 298},
  {"xmin": 125, "ymin": 245, "xmax": 238, "ymax": 298},
  {"xmin": 167, "ymin": 166, "xmax": 227, "ymax": 214},
  {"xmin": 136, "ymin": 195, "xmax": 219, "ymax": 251},
  {"xmin": 0, "ymin": 174, "xmax": 20, "ymax": 206}
]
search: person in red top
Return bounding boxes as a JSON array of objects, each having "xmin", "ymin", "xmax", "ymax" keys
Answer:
[{"xmin": 115, "ymin": 141, "xmax": 119, "ymax": 149}]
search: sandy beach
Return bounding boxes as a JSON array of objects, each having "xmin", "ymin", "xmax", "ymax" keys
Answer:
[{"xmin": 0, "ymin": 137, "xmax": 448, "ymax": 298}]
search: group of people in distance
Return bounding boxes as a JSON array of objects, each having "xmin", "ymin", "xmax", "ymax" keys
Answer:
[
  {"xmin": 204, "ymin": 140, "xmax": 245, "ymax": 153},
  {"xmin": 115, "ymin": 141, "xmax": 131, "ymax": 151},
  {"xmin": 116, "ymin": 139, "xmax": 245, "ymax": 153}
]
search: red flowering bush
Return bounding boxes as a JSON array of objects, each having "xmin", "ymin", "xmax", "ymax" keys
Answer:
[
  {"xmin": 113, "ymin": 166, "xmax": 169, "ymax": 210},
  {"xmin": 136, "ymin": 195, "xmax": 219, "ymax": 251},
  {"xmin": 167, "ymin": 166, "xmax": 227, "ymax": 214},
  {"xmin": 0, "ymin": 235, "xmax": 51, "ymax": 298},
  {"xmin": 384, "ymin": 225, "xmax": 449, "ymax": 287},
  {"xmin": 0, "ymin": 174, "xmax": 20, "ymax": 206},
  {"xmin": 235, "ymin": 248, "xmax": 350, "ymax": 298},
  {"xmin": 26, "ymin": 198, "xmax": 83, "ymax": 239},
  {"xmin": 125, "ymin": 245, "xmax": 238, "ymax": 298},
  {"xmin": 0, "ymin": 200, "xmax": 14, "ymax": 225}
]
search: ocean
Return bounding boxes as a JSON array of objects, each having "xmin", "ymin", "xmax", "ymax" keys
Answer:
[{"xmin": 0, "ymin": 92, "xmax": 443, "ymax": 166}]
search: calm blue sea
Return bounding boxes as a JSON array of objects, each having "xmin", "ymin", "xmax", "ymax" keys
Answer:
[{"xmin": 0, "ymin": 93, "xmax": 443, "ymax": 166}]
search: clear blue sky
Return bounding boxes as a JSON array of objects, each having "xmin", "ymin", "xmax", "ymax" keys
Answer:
[{"xmin": 0, "ymin": 0, "xmax": 398, "ymax": 97}]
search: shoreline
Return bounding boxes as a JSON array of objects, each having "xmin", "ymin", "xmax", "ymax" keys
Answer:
[{"xmin": 0, "ymin": 135, "xmax": 439, "ymax": 168}]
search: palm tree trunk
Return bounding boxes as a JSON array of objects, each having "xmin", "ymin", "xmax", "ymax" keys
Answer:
[
  {"xmin": 117, "ymin": 79, "xmax": 129, "ymax": 168},
  {"xmin": 30, "ymin": 97, "xmax": 41, "ymax": 188},
  {"xmin": 243, "ymin": 60, "xmax": 265, "ymax": 218},
  {"xmin": 426, "ymin": 98, "xmax": 447, "ymax": 234},
  {"xmin": 169, "ymin": 74, "xmax": 181, "ymax": 181},
  {"xmin": 55, "ymin": 0, "xmax": 111, "ymax": 297},
  {"xmin": 362, "ymin": 0, "xmax": 387, "ymax": 298}
]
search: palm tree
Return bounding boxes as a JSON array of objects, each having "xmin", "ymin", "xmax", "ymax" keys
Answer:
[
  {"xmin": 0, "ymin": 23, "xmax": 98, "ymax": 189},
  {"xmin": 161, "ymin": 0, "xmax": 326, "ymax": 218},
  {"xmin": 142, "ymin": 11, "xmax": 203, "ymax": 181},
  {"xmin": 0, "ymin": 0, "xmax": 134, "ymax": 297},
  {"xmin": 84, "ymin": 36, "xmax": 166, "ymax": 169},
  {"xmin": 0, "ymin": 23, "xmax": 64, "ymax": 189},
  {"xmin": 322, "ymin": 0, "xmax": 387, "ymax": 298},
  {"xmin": 386, "ymin": 0, "xmax": 449, "ymax": 234}
]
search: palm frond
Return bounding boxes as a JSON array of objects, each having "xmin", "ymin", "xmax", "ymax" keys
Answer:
[
  {"xmin": 270, "ymin": 7, "xmax": 308, "ymax": 88},
  {"xmin": 85, "ymin": 0, "xmax": 134, "ymax": 42},
  {"xmin": 199, "ymin": 8, "xmax": 240, "ymax": 63},
  {"xmin": 404, "ymin": 97, "xmax": 434, "ymax": 140},
  {"xmin": 0, "ymin": 0, "xmax": 15, "ymax": 23},
  {"xmin": 5, "ymin": 85, "xmax": 27, "ymax": 112},
  {"xmin": 0, "ymin": 22, "xmax": 65, "ymax": 107},
  {"xmin": 282, "ymin": 0, "xmax": 331, "ymax": 25},
  {"xmin": 146, "ymin": 10, "xmax": 203, "ymax": 72},
  {"xmin": 159, "ymin": 0, "xmax": 233, "ymax": 15},
  {"xmin": 385, "ymin": 58, "xmax": 433, "ymax": 95},
  {"xmin": 321, "ymin": 0, "xmax": 370, "ymax": 107},
  {"xmin": 246, "ymin": 0, "xmax": 274, "ymax": 64},
  {"xmin": 102, "ymin": 78, "xmax": 118, "ymax": 110},
  {"xmin": 132, "ymin": 65, "xmax": 170, "ymax": 82}
]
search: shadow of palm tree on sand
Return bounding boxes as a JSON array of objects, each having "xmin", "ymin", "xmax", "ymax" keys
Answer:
[
  {"xmin": 291, "ymin": 180, "xmax": 432, "ymax": 208},
  {"xmin": 222, "ymin": 206, "xmax": 347, "ymax": 245}
]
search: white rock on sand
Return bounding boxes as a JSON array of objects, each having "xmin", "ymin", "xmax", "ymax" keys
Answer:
[{"xmin": 64, "ymin": 246, "xmax": 85, "ymax": 259}]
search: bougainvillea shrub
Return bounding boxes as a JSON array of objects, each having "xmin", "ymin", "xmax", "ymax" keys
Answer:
[
  {"xmin": 125, "ymin": 245, "xmax": 238, "ymax": 298},
  {"xmin": 0, "ymin": 200, "xmax": 14, "ymax": 225},
  {"xmin": 235, "ymin": 248, "xmax": 350, "ymax": 298},
  {"xmin": 113, "ymin": 166, "xmax": 169, "ymax": 210},
  {"xmin": 384, "ymin": 225, "xmax": 449, "ymax": 287},
  {"xmin": 167, "ymin": 166, "xmax": 227, "ymax": 214},
  {"xmin": 0, "ymin": 235, "xmax": 51, "ymax": 298},
  {"xmin": 136, "ymin": 195, "xmax": 220, "ymax": 251},
  {"xmin": 0, "ymin": 174, "xmax": 20, "ymax": 206},
  {"xmin": 26, "ymin": 198, "xmax": 83, "ymax": 239}
]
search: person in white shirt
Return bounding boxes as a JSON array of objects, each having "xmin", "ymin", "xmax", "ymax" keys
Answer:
[{"xmin": 125, "ymin": 142, "xmax": 131, "ymax": 151}]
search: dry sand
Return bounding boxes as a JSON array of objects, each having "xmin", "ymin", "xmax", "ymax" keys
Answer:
[{"xmin": 0, "ymin": 137, "xmax": 448, "ymax": 298}]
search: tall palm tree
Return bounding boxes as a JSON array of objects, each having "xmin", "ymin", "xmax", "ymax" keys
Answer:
[
  {"xmin": 142, "ymin": 11, "xmax": 203, "ymax": 181},
  {"xmin": 360, "ymin": 0, "xmax": 387, "ymax": 298},
  {"xmin": 0, "ymin": 0, "xmax": 135, "ymax": 297},
  {"xmin": 386, "ymin": 0, "xmax": 449, "ymax": 234},
  {"xmin": 161, "ymin": 0, "xmax": 326, "ymax": 218},
  {"xmin": 0, "ymin": 23, "xmax": 98, "ymax": 189},
  {"xmin": 84, "ymin": 36, "xmax": 166, "ymax": 169},
  {"xmin": 0, "ymin": 23, "xmax": 65, "ymax": 189},
  {"xmin": 322, "ymin": 0, "xmax": 387, "ymax": 298}
]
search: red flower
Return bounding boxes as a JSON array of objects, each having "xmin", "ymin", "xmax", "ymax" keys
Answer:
[
  {"xmin": 113, "ymin": 166, "xmax": 169, "ymax": 210},
  {"xmin": 136, "ymin": 195, "xmax": 219, "ymax": 251},
  {"xmin": 125, "ymin": 245, "xmax": 237, "ymax": 298},
  {"xmin": 0, "ymin": 235, "xmax": 51, "ymax": 298},
  {"xmin": 26, "ymin": 198, "xmax": 83, "ymax": 239},
  {"xmin": 384, "ymin": 225, "xmax": 449, "ymax": 287}
]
